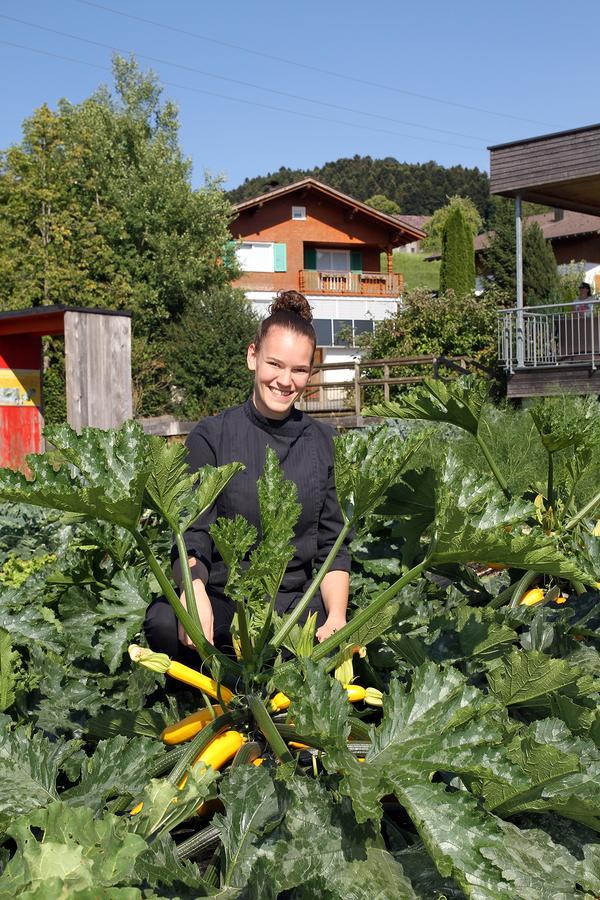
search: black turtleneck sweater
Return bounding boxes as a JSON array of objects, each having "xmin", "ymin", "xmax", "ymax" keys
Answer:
[{"xmin": 174, "ymin": 398, "xmax": 351, "ymax": 633}]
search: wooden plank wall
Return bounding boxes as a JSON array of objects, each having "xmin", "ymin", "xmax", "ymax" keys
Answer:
[
  {"xmin": 64, "ymin": 311, "xmax": 132, "ymax": 430},
  {"xmin": 490, "ymin": 127, "xmax": 600, "ymax": 195},
  {"xmin": 507, "ymin": 366, "xmax": 600, "ymax": 398}
]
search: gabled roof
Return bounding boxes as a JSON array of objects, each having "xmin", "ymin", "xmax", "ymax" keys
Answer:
[
  {"xmin": 474, "ymin": 209, "xmax": 600, "ymax": 253},
  {"xmin": 232, "ymin": 178, "xmax": 426, "ymax": 243}
]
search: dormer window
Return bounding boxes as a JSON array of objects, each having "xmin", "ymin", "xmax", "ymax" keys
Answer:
[{"xmin": 292, "ymin": 205, "xmax": 306, "ymax": 220}]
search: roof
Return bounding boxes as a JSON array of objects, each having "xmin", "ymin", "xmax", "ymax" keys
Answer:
[
  {"xmin": 489, "ymin": 123, "xmax": 600, "ymax": 216},
  {"xmin": 474, "ymin": 209, "xmax": 600, "ymax": 254},
  {"xmin": 394, "ymin": 214, "xmax": 430, "ymax": 232},
  {"xmin": 0, "ymin": 305, "xmax": 131, "ymax": 337},
  {"xmin": 232, "ymin": 178, "xmax": 426, "ymax": 244}
]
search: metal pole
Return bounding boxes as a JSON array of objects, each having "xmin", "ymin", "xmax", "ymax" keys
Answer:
[{"xmin": 515, "ymin": 194, "xmax": 524, "ymax": 367}]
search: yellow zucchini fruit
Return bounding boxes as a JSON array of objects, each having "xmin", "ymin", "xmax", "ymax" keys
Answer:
[
  {"xmin": 161, "ymin": 706, "xmax": 222, "ymax": 745},
  {"xmin": 519, "ymin": 588, "xmax": 546, "ymax": 607},
  {"xmin": 252, "ymin": 757, "xmax": 265, "ymax": 766},
  {"xmin": 128, "ymin": 645, "xmax": 234, "ymax": 702},
  {"xmin": 288, "ymin": 740, "xmax": 311, "ymax": 750},
  {"xmin": 271, "ymin": 683, "xmax": 383, "ymax": 711}
]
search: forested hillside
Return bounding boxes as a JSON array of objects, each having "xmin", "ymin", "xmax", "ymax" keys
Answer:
[{"xmin": 228, "ymin": 155, "xmax": 491, "ymax": 218}]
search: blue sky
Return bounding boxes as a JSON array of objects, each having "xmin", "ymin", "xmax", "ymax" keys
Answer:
[{"xmin": 1, "ymin": 0, "xmax": 599, "ymax": 191}]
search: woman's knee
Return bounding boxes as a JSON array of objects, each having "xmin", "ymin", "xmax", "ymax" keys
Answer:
[{"xmin": 144, "ymin": 598, "xmax": 179, "ymax": 657}]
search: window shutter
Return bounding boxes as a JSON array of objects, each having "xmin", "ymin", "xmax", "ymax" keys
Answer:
[
  {"xmin": 350, "ymin": 250, "xmax": 363, "ymax": 273},
  {"xmin": 304, "ymin": 247, "xmax": 317, "ymax": 270},
  {"xmin": 273, "ymin": 243, "xmax": 287, "ymax": 272}
]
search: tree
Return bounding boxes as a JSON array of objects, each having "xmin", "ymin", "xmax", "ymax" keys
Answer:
[
  {"xmin": 523, "ymin": 221, "xmax": 559, "ymax": 305},
  {"xmin": 439, "ymin": 205, "xmax": 476, "ymax": 298},
  {"xmin": 365, "ymin": 194, "xmax": 401, "ymax": 215},
  {"xmin": 422, "ymin": 195, "xmax": 482, "ymax": 253},
  {"xmin": 0, "ymin": 55, "xmax": 237, "ymax": 416},
  {"xmin": 362, "ymin": 286, "xmax": 507, "ymax": 371},
  {"xmin": 485, "ymin": 199, "xmax": 559, "ymax": 305},
  {"xmin": 164, "ymin": 287, "xmax": 259, "ymax": 420}
]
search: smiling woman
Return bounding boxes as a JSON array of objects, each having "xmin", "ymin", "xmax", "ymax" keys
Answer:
[{"xmin": 144, "ymin": 291, "xmax": 351, "ymax": 673}]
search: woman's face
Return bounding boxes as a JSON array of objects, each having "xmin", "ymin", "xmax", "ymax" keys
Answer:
[{"xmin": 247, "ymin": 325, "xmax": 313, "ymax": 419}]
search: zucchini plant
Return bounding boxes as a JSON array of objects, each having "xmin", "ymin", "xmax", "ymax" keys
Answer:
[{"xmin": 0, "ymin": 383, "xmax": 598, "ymax": 898}]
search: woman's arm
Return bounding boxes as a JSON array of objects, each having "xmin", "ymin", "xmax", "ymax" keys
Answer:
[{"xmin": 316, "ymin": 569, "xmax": 349, "ymax": 642}]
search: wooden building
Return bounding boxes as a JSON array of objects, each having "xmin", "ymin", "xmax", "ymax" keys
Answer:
[
  {"xmin": 230, "ymin": 179, "xmax": 424, "ymax": 368},
  {"xmin": 489, "ymin": 124, "xmax": 600, "ymax": 397}
]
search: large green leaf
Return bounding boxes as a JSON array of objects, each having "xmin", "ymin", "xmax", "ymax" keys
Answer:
[
  {"xmin": 394, "ymin": 778, "xmax": 599, "ymax": 899},
  {"xmin": 429, "ymin": 455, "xmax": 594, "ymax": 581},
  {"xmin": 211, "ymin": 448, "xmax": 300, "ymax": 614},
  {"xmin": 144, "ymin": 437, "xmax": 243, "ymax": 532},
  {"xmin": 0, "ymin": 629, "xmax": 17, "ymax": 712},
  {"xmin": 529, "ymin": 396, "xmax": 600, "ymax": 454},
  {"xmin": 62, "ymin": 736, "xmax": 166, "ymax": 813},
  {"xmin": 486, "ymin": 649, "xmax": 597, "ymax": 706},
  {"xmin": 95, "ymin": 570, "xmax": 152, "ymax": 673},
  {"xmin": 0, "ymin": 422, "xmax": 149, "ymax": 530},
  {"xmin": 480, "ymin": 718, "xmax": 600, "ymax": 831},
  {"xmin": 334, "ymin": 427, "xmax": 425, "ymax": 523},
  {"xmin": 215, "ymin": 766, "xmax": 416, "ymax": 899},
  {"xmin": 0, "ymin": 720, "xmax": 79, "ymax": 829},
  {"xmin": 133, "ymin": 831, "xmax": 213, "ymax": 896},
  {"xmin": 364, "ymin": 376, "xmax": 490, "ymax": 436},
  {"xmin": 0, "ymin": 802, "xmax": 148, "ymax": 897}
]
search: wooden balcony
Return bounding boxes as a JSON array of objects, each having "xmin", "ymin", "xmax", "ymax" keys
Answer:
[{"xmin": 299, "ymin": 269, "xmax": 402, "ymax": 297}]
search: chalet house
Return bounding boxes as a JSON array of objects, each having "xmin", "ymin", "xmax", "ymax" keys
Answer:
[
  {"xmin": 475, "ymin": 208, "xmax": 600, "ymax": 289},
  {"xmin": 229, "ymin": 179, "xmax": 424, "ymax": 366}
]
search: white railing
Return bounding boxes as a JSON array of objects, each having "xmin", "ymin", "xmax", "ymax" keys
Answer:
[{"xmin": 498, "ymin": 299, "xmax": 600, "ymax": 372}]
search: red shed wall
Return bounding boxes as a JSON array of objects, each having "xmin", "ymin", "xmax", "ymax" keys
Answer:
[{"xmin": 0, "ymin": 335, "xmax": 43, "ymax": 471}]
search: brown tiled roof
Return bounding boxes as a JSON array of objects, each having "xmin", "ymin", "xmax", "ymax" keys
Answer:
[
  {"xmin": 232, "ymin": 178, "xmax": 426, "ymax": 242},
  {"xmin": 474, "ymin": 209, "xmax": 600, "ymax": 253},
  {"xmin": 395, "ymin": 214, "xmax": 430, "ymax": 230}
]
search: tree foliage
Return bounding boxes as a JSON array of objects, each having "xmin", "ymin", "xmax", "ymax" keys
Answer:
[
  {"xmin": 364, "ymin": 194, "xmax": 401, "ymax": 215},
  {"xmin": 439, "ymin": 205, "xmax": 476, "ymax": 298},
  {"xmin": 362, "ymin": 287, "xmax": 507, "ymax": 369},
  {"xmin": 0, "ymin": 55, "xmax": 237, "ymax": 416},
  {"xmin": 229, "ymin": 156, "xmax": 491, "ymax": 218},
  {"xmin": 422, "ymin": 194, "xmax": 482, "ymax": 253},
  {"xmin": 484, "ymin": 199, "xmax": 559, "ymax": 305}
]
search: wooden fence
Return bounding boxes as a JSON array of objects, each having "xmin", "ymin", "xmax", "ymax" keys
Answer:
[{"xmin": 139, "ymin": 355, "xmax": 495, "ymax": 436}]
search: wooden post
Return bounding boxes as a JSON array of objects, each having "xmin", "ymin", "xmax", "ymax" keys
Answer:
[
  {"xmin": 64, "ymin": 310, "xmax": 132, "ymax": 431},
  {"xmin": 386, "ymin": 247, "xmax": 393, "ymax": 274},
  {"xmin": 383, "ymin": 364, "xmax": 390, "ymax": 401},
  {"xmin": 354, "ymin": 363, "xmax": 361, "ymax": 418}
]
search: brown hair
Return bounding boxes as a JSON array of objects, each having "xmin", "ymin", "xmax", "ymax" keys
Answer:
[{"xmin": 253, "ymin": 290, "xmax": 316, "ymax": 355}]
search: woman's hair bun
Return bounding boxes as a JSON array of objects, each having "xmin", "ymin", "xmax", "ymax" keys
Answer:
[{"xmin": 269, "ymin": 290, "xmax": 313, "ymax": 322}]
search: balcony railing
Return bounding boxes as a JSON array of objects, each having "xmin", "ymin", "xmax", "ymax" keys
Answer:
[
  {"xmin": 299, "ymin": 269, "xmax": 402, "ymax": 297},
  {"xmin": 498, "ymin": 299, "xmax": 600, "ymax": 372}
]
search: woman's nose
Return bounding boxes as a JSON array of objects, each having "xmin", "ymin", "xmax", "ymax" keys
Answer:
[{"xmin": 277, "ymin": 369, "xmax": 293, "ymax": 386}]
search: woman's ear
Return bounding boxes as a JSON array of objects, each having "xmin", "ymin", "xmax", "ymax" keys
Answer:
[{"xmin": 247, "ymin": 343, "xmax": 257, "ymax": 372}]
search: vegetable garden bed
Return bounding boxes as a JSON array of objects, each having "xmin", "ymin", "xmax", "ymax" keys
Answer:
[{"xmin": 0, "ymin": 378, "xmax": 598, "ymax": 898}]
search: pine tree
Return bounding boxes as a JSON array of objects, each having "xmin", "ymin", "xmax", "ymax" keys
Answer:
[
  {"xmin": 523, "ymin": 221, "xmax": 559, "ymax": 305},
  {"xmin": 484, "ymin": 200, "xmax": 516, "ymax": 295},
  {"xmin": 439, "ymin": 205, "xmax": 476, "ymax": 297}
]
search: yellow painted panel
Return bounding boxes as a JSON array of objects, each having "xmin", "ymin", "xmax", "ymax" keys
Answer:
[{"xmin": 0, "ymin": 369, "xmax": 41, "ymax": 407}]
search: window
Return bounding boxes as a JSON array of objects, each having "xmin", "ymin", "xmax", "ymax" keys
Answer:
[
  {"xmin": 333, "ymin": 319, "xmax": 353, "ymax": 346},
  {"xmin": 236, "ymin": 242, "xmax": 274, "ymax": 273},
  {"xmin": 354, "ymin": 320, "xmax": 374, "ymax": 338},
  {"xmin": 292, "ymin": 205, "xmax": 306, "ymax": 220},
  {"xmin": 313, "ymin": 319, "xmax": 333, "ymax": 346},
  {"xmin": 316, "ymin": 249, "xmax": 350, "ymax": 272}
]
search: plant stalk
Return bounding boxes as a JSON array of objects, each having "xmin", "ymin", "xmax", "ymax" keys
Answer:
[
  {"xmin": 547, "ymin": 452, "xmax": 554, "ymax": 511},
  {"xmin": 131, "ymin": 531, "xmax": 241, "ymax": 677},
  {"xmin": 509, "ymin": 569, "xmax": 538, "ymax": 609},
  {"xmin": 271, "ymin": 523, "xmax": 351, "ymax": 650},
  {"xmin": 476, "ymin": 433, "xmax": 511, "ymax": 499},
  {"xmin": 235, "ymin": 599, "xmax": 254, "ymax": 667},
  {"xmin": 312, "ymin": 561, "xmax": 426, "ymax": 663},
  {"xmin": 248, "ymin": 694, "xmax": 294, "ymax": 764},
  {"xmin": 175, "ymin": 530, "xmax": 204, "ymax": 636},
  {"xmin": 564, "ymin": 487, "xmax": 600, "ymax": 532}
]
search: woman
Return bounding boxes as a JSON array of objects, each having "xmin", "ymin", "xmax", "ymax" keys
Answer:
[{"xmin": 144, "ymin": 291, "xmax": 350, "ymax": 663}]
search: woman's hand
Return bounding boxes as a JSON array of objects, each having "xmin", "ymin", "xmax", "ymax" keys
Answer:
[
  {"xmin": 316, "ymin": 612, "xmax": 346, "ymax": 643},
  {"xmin": 178, "ymin": 578, "xmax": 214, "ymax": 647}
]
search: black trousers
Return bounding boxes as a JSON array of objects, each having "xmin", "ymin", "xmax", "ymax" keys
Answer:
[{"xmin": 143, "ymin": 592, "xmax": 326, "ymax": 672}]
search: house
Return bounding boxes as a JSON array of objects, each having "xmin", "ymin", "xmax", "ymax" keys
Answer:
[
  {"xmin": 474, "ymin": 208, "xmax": 600, "ymax": 288},
  {"xmin": 394, "ymin": 214, "xmax": 430, "ymax": 254},
  {"xmin": 229, "ymin": 178, "xmax": 425, "ymax": 368}
]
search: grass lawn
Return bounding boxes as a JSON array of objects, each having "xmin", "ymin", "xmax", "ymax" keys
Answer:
[{"xmin": 381, "ymin": 251, "xmax": 440, "ymax": 292}]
